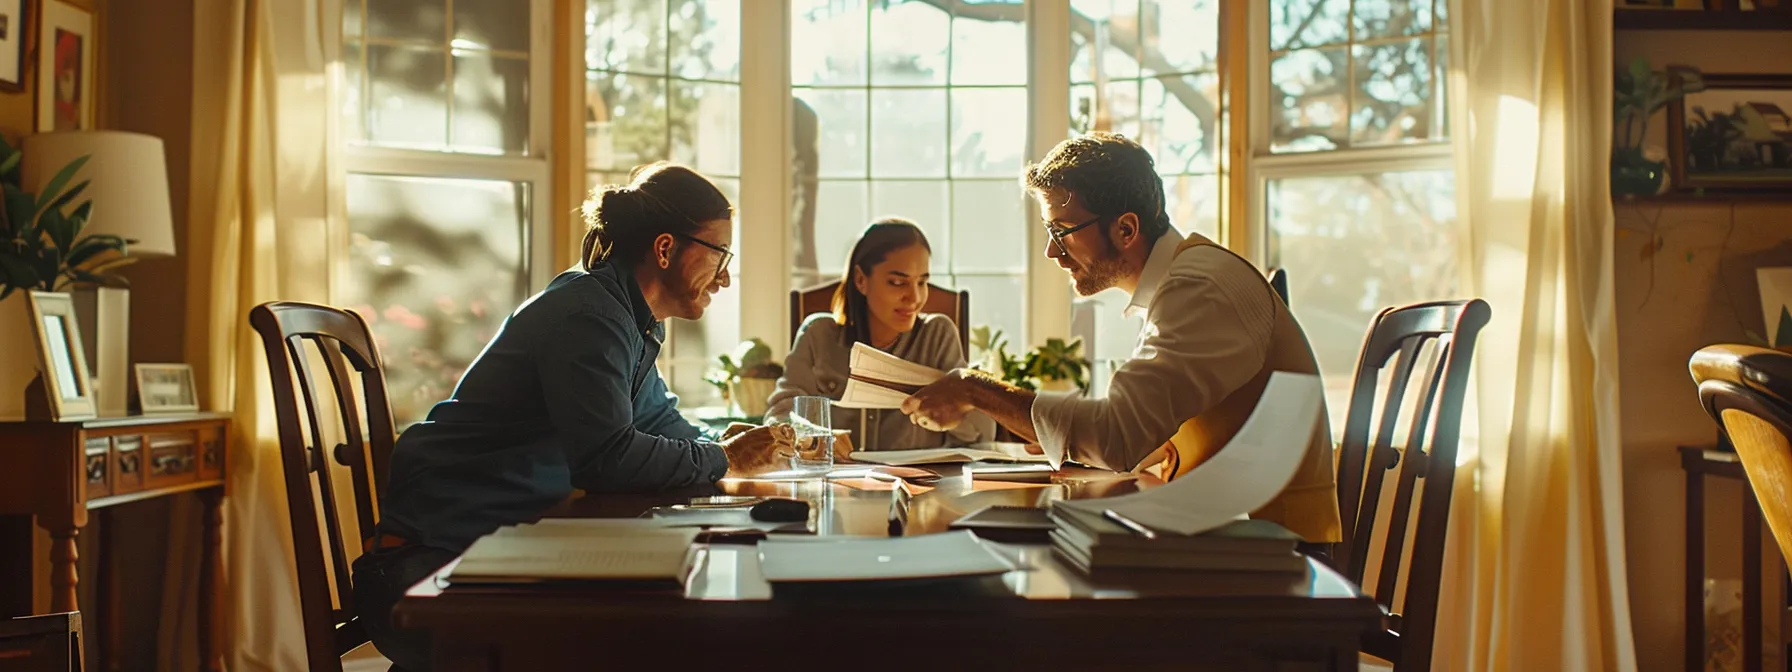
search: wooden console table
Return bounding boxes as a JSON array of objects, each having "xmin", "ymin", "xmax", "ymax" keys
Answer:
[{"xmin": 0, "ymin": 412, "xmax": 229, "ymax": 672}]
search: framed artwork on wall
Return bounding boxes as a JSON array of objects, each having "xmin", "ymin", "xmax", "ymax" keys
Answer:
[
  {"xmin": 35, "ymin": 0, "xmax": 92, "ymax": 133},
  {"xmin": 0, "ymin": 0, "xmax": 25, "ymax": 92},
  {"xmin": 1667, "ymin": 74, "xmax": 1792, "ymax": 193}
]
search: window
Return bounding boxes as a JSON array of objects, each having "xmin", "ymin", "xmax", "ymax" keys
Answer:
[
  {"xmin": 789, "ymin": 0, "xmax": 1031, "ymax": 345},
  {"xmin": 586, "ymin": 0, "xmax": 742, "ymax": 404},
  {"xmin": 1068, "ymin": 0, "xmax": 1225, "ymax": 395},
  {"xmin": 1254, "ymin": 0, "xmax": 1461, "ymax": 437},
  {"xmin": 340, "ymin": 0, "xmax": 553, "ymax": 428}
]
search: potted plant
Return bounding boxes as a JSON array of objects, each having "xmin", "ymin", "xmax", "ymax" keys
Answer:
[
  {"xmin": 0, "ymin": 137, "xmax": 131, "ymax": 417},
  {"xmin": 705, "ymin": 338, "xmax": 783, "ymax": 418},
  {"xmin": 1613, "ymin": 58, "xmax": 1703, "ymax": 196},
  {"xmin": 969, "ymin": 327, "xmax": 1091, "ymax": 394}
]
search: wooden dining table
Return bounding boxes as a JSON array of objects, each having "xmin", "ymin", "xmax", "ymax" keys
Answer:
[{"xmin": 393, "ymin": 465, "xmax": 1382, "ymax": 671}]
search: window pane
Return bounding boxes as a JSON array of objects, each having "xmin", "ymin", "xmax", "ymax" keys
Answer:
[
  {"xmin": 955, "ymin": 274, "xmax": 1026, "ymax": 348},
  {"xmin": 1069, "ymin": 0, "xmax": 1140, "ymax": 82},
  {"xmin": 1140, "ymin": 0, "xmax": 1219, "ymax": 76},
  {"xmin": 1103, "ymin": 80, "xmax": 1141, "ymax": 139},
  {"xmin": 1071, "ymin": 83, "xmax": 1097, "ymax": 135},
  {"xmin": 950, "ymin": 88, "xmax": 1027, "ymax": 178},
  {"xmin": 1270, "ymin": 47, "xmax": 1347, "ymax": 152},
  {"xmin": 587, "ymin": 0, "xmax": 667, "ymax": 75},
  {"xmin": 870, "ymin": 180, "xmax": 950, "ymax": 268},
  {"xmin": 343, "ymin": 41, "xmax": 366, "ymax": 144},
  {"xmin": 950, "ymin": 180, "xmax": 1025, "ymax": 274},
  {"xmin": 454, "ymin": 0, "xmax": 531, "ymax": 52},
  {"xmin": 587, "ymin": 71, "xmax": 667, "ymax": 171},
  {"xmin": 796, "ymin": 89, "xmax": 868, "ymax": 179},
  {"xmin": 1271, "ymin": 0, "xmax": 1348, "ymax": 50},
  {"xmin": 808, "ymin": 180, "xmax": 870, "ymax": 281},
  {"xmin": 1351, "ymin": 38, "xmax": 1433, "ymax": 146},
  {"xmin": 1143, "ymin": 74, "xmax": 1218, "ymax": 175},
  {"xmin": 870, "ymin": 1, "xmax": 948, "ymax": 86},
  {"xmin": 345, "ymin": 0, "xmax": 364, "ymax": 38},
  {"xmin": 368, "ymin": 0, "xmax": 444, "ymax": 43},
  {"xmin": 670, "ymin": 81, "xmax": 741, "ymax": 176},
  {"xmin": 1353, "ymin": 0, "xmax": 1432, "ymax": 42},
  {"xmin": 343, "ymin": 174, "xmax": 531, "ymax": 428},
  {"xmin": 368, "ymin": 45, "xmax": 448, "ymax": 150},
  {"xmin": 791, "ymin": 0, "xmax": 867, "ymax": 86},
  {"xmin": 1162, "ymin": 174, "xmax": 1220, "ymax": 240},
  {"xmin": 451, "ymin": 53, "xmax": 529, "ymax": 154},
  {"xmin": 951, "ymin": 12, "xmax": 1026, "ymax": 86},
  {"xmin": 870, "ymin": 89, "xmax": 947, "ymax": 178},
  {"xmin": 1265, "ymin": 170, "xmax": 1458, "ymax": 434},
  {"xmin": 669, "ymin": 0, "xmax": 740, "ymax": 82}
]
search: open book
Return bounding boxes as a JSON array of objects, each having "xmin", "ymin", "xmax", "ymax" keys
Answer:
[{"xmin": 834, "ymin": 342, "xmax": 947, "ymax": 409}]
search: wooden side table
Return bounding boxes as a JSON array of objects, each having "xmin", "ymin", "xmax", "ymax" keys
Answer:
[
  {"xmin": 0, "ymin": 412, "xmax": 229, "ymax": 672},
  {"xmin": 1681, "ymin": 445, "xmax": 1791, "ymax": 672}
]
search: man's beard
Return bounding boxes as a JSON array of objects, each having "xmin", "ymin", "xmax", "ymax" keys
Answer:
[
  {"xmin": 659, "ymin": 265, "xmax": 711, "ymax": 320},
  {"xmin": 1067, "ymin": 243, "xmax": 1126, "ymax": 297}
]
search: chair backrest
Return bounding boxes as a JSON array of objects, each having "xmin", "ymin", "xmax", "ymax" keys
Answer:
[
  {"xmin": 1692, "ymin": 345, "xmax": 1792, "ymax": 565},
  {"xmin": 249, "ymin": 301, "xmax": 398, "ymax": 672},
  {"xmin": 788, "ymin": 279, "xmax": 970, "ymax": 351},
  {"xmin": 1267, "ymin": 267, "xmax": 1289, "ymax": 306},
  {"xmin": 0, "ymin": 612, "xmax": 82, "ymax": 672},
  {"xmin": 1333, "ymin": 298, "xmax": 1491, "ymax": 671}
]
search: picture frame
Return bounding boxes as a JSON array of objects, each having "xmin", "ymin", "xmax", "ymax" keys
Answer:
[
  {"xmin": 134, "ymin": 363, "xmax": 199, "ymax": 414},
  {"xmin": 27, "ymin": 291, "xmax": 96, "ymax": 420},
  {"xmin": 1667, "ymin": 73, "xmax": 1792, "ymax": 193},
  {"xmin": 35, "ymin": 0, "xmax": 91, "ymax": 133},
  {"xmin": 0, "ymin": 0, "xmax": 25, "ymax": 92}
]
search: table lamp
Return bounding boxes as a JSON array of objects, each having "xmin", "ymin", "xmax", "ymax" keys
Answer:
[{"xmin": 21, "ymin": 131, "xmax": 176, "ymax": 416}]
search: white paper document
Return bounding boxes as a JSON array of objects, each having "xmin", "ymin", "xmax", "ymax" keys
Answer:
[
  {"xmin": 835, "ymin": 342, "xmax": 947, "ymax": 409},
  {"xmin": 1055, "ymin": 372, "xmax": 1324, "ymax": 536},
  {"xmin": 757, "ymin": 530, "xmax": 1018, "ymax": 582},
  {"xmin": 850, "ymin": 446, "xmax": 1051, "ymax": 466}
]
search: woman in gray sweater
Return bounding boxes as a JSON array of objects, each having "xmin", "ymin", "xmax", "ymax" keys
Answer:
[{"xmin": 766, "ymin": 218, "xmax": 995, "ymax": 451}]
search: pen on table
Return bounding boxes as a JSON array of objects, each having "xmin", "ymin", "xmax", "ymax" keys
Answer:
[{"xmin": 1102, "ymin": 509, "xmax": 1158, "ymax": 540}]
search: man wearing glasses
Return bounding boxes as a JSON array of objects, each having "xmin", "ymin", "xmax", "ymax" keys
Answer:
[{"xmin": 900, "ymin": 133, "xmax": 1342, "ymax": 546}]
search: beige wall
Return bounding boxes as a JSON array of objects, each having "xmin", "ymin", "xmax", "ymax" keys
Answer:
[{"xmin": 1613, "ymin": 29, "xmax": 1792, "ymax": 671}]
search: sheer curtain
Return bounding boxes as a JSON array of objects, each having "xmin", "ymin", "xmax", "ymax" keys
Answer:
[
  {"xmin": 184, "ymin": 0, "xmax": 341, "ymax": 668},
  {"xmin": 1432, "ymin": 0, "xmax": 1637, "ymax": 668}
]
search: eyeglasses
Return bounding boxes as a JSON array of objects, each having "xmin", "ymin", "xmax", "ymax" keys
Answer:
[
  {"xmin": 676, "ymin": 233, "xmax": 733, "ymax": 281},
  {"xmin": 1042, "ymin": 214, "xmax": 1109, "ymax": 255}
]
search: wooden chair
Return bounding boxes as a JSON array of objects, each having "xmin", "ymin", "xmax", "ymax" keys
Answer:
[
  {"xmin": 0, "ymin": 612, "xmax": 82, "ymax": 672},
  {"xmin": 1692, "ymin": 345, "xmax": 1792, "ymax": 565},
  {"xmin": 250, "ymin": 302, "xmax": 399, "ymax": 672},
  {"xmin": 1333, "ymin": 299, "xmax": 1491, "ymax": 671},
  {"xmin": 788, "ymin": 280, "xmax": 970, "ymax": 350},
  {"xmin": 1267, "ymin": 267, "xmax": 1289, "ymax": 306}
]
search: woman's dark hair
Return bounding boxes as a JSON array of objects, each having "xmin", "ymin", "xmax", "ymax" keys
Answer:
[
  {"xmin": 832, "ymin": 217, "xmax": 932, "ymax": 346},
  {"xmin": 1022, "ymin": 132, "xmax": 1171, "ymax": 242},
  {"xmin": 581, "ymin": 162, "xmax": 733, "ymax": 271}
]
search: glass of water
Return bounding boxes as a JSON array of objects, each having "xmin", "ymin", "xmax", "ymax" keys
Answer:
[{"xmin": 789, "ymin": 396, "xmax": 834, "ymax": 476}]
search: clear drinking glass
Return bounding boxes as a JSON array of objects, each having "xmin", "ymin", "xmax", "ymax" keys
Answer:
[{"xmin": 790, "ymin": 396, "xmax": 835, "ymax": 476}]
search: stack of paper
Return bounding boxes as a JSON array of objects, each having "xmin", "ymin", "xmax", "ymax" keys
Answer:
[
  {"xmin": 835, "ymin": 342, "xmax": 946, "ymax": 409},
  {"xmin": 447, "ymin": 520, "xmax": 700, "ymax": 587},
  {"xmin": 849, "ymin": 447, "xmax": 1051, "ymax": 466},
  {"xmin": 1048, "ymin": 372, "xmax": 1324, "ymax": 573},
  {"xmin": 1049, "ymin": 507, "xmax": 1305, "ymax": 573}
]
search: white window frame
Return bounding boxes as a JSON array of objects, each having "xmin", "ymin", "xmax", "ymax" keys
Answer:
[
  {"xmin": 1244, "ymin": 0, "xmax": 1454, "ymax": 266},
  {"xmin": 337, "ymin": 0, "xmax": 558, "ymax": 295}
]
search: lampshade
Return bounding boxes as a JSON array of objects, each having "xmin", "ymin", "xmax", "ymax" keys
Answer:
[{"xmin": 20, "ymin": 131, "xmax": 176, "ymax": 257}]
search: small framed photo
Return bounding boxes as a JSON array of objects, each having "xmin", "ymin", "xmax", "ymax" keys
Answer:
[
  {"xmin": 134, "ymin": 363, "xmax": 199, "ymax": 414},
  {"xmin": 0, "ymin": 0, "xmax": 25, "ymax": 92},
  {"xmin": 1667, "ymin": 73, "xmax": 1792, "ymax": 193},
  {"xmin": 35, "ymin": 0, "xmax": 92, "ymax": 132},
  {"xmin": 27, "ymin": 291, "xmax": 95, "ymax": 420}
]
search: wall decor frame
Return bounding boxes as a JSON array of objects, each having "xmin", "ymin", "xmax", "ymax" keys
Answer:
[
  {"xmin": 35, "ymin": 0, "xmax": 92, "ymax": 133},
  {"xmin": 1667, "ymin": 73, "xmax": 1792, "ymax": 193}
]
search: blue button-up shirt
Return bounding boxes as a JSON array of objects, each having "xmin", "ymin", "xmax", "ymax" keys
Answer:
[{"xmin": 376, "ymin": 262, "xmax": 727, "ymax": 552}]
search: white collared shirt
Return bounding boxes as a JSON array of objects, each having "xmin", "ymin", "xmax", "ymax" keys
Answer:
[{"xmin": 1031, "ymin": 229, "xmax": 1279, "ymax": 471}]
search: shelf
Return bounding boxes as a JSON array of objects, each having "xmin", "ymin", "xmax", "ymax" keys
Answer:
[
  {"xmin": 1614, "ymin": 9, "xmax": 1792, "ymax": 31},
  {"xmin": 1614, "ymin": 192, "xmax": 1792, "ymax": 205}
]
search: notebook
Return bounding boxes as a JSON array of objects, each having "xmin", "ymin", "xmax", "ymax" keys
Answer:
[
  {"xmin": 447, "ymin": 524, "xmax": 699, "ymax": 587},
  {"xmin": 757, "ymin": 530, "xmax": 1018, "ymax": 582}
]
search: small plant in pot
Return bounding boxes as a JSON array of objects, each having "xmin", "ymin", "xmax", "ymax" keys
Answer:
[
  {"xmin": 969, "ymin": 327, "xmax": 1090, "ymax": 394},
  {"xmin": 704, "ymin": 338, "xmax": 783, "ymax": 418}
]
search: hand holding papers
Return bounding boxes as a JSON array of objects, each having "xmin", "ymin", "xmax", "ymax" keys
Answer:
[
  {"xmin": 836, "ymin": 342, "xmax": 946, "ymax": 409},
  {"xmin": 1053, "ymin": 372, "xmax": 1325, "ymax": 536}
]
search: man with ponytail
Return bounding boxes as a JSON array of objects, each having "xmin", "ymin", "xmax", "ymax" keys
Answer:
[{"xmin": 351, "ymin": 163, "xmax": 789, "ymax": 671}]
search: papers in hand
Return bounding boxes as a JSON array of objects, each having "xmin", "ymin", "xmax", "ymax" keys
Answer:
[
  {"xmin": 849, "ymin": 445, "xmax": 1051, "ymax": 466},
  {"xmin": 447, "ymin": 520, "xmax": 699, "ymax": 585},
  {"xmin": 1054, "ymin": 372, "xmax": 1325, "ymax": 536},
  {"xmin": 835, "ymin": 342, "xmax": 946, "ymax": 409},
  {"xmin": 757, "ymin": 530, "xmax": 1018, "ymax": 582}
]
